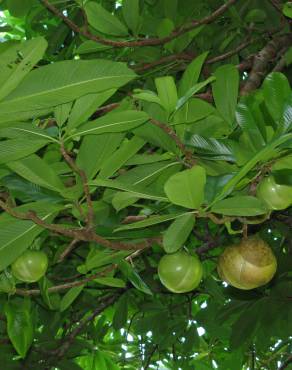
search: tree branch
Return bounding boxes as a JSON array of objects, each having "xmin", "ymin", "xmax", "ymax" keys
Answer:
[
  {"xmin": 278, "ymin": 355, "xmax": 292, "ymax": 370},
  {"xmin": 40, "ymin": 0, "xmax": 238, "ymax": 48}
]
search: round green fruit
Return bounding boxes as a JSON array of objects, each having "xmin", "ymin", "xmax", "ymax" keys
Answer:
[
  {"xmin": 158, "ymin": 251, "xmax": 203, "ymax": 293},
  {"xmin": 257, "ymin": 175, "xmax": 292, "ymax": 210},
  {"xmin": 217, "ymin": 237, "xmax": 277, "ymax": 290},
  {"xmin": 11, "ymin": 250, "xmax": 48, "ymax": 283}
]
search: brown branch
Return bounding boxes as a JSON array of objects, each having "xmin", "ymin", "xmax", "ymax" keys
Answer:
[
  {"xmin": 15, "ymin": 249, "xmax": 146, "ymax": 296},
  {"xmin": 241, "ymin": 34, "xmax": 292, "ymax": 95},
  {"xmin": 40, "ymin": 0, "xmax": 238, "ymax": 48},
  {"xmin": 58, "ymin": 239, "xmax": 80, "ymax": 263},
  {"xmin": 0, "ymin": 200, "xmax": 160, "ymax": 251},
  {"xmin": 60, "ymin": 143, "xmax": 95, "ymax": 229},
  {"xmin": 133, "ymin": 53, "xmax": 194, "ymax": 73},
  {"xmin": 206, "ymin": 39, "xmax": 254, "ymax": 64},
  {"xmin": 150, "ymin": 118, "xmax": 196, "ymax": 167}
]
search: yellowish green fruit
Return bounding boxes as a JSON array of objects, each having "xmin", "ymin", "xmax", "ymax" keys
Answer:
[
  {"xmin": 217, "ymin": 237, "xmax": 277, "ymax": 290},
  {"xmin": 11, "ymin": 250, "xmax": 48, "ymax": 283},
  {"xmin": 257, "ymin": 175, "xmax": 292, "ymax": 210},
  {"xmin": 158, "ymin": 251, "xmax": 203, "ymax": 293}
]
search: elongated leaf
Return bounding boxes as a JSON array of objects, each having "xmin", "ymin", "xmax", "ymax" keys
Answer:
[
  {"xmin": 7, "ymin": 154, "xmax": 65, "ymax": 193},
  {"xmin": 122, "ymin": 0, "xmax": 140, "ymax": 34},
  {"xmin": 163, "ymin": 213, "xmax": 195, "ymax": 253},
  {"xmin": 0, "ymin": 202, "xmax": 62, "ymax": 271},
  {"xmin": 90, "ymin": 178, "xmax": 168, "ymax": 202},
  {"xmin": 0, "ymin": 138, "xmax": 48, "ymax": 164},
  {"xmin": 94, "ymin": 277, "xmax": 126, "ymax": 288},
  {"xmin": 5, "ymin": 299, "xmax": 33, "ymax": 358},
  {"xmin": 164, "ymin": 166, "xmax": 206, "ymax": 209},
  {"xmin": 115, "ymin": 212, "xmax": 188, "ymax": 232},
  {"xmin": 0, "ymin": 37, "xmax": 47, "ymax": 101},
  {"xmin": 113, "ymin": 294, "xmax": 128, "ymax": 330},
  {"xmin": 67, "ymin": 90, "xmax": 117, "ymax": 131},
  {"xmin": 211, "ymin": 196, "xmax": 268, "ymax": 216},
  {"xmin": 76, "ymin": 133, "xmax": 124, "ymax": 179},
  {"xmin": 60, "ymin": 285, "xmax": 84, "ymax": 312},
  {"xmin": 70, "ymin": 111, "xmax": 149, "ymax": 138},
  {"xmin": 0, "ymin": 60, "xmax": 136, "ymax": 123},
  {"xmin": 85, "ymin": 2, "xmax": 128, "ymax": 36},
  {"xmin": 212, "ymin": 64, "xmax": 239, "ymax": 125},
  {"xmin": 178, "ymin": 52, "xmax": 209, "ymax": 96},
  {"xmin": 119, "ymin": 260, "xmax": 152, "ymax": 295},
  {"xmin": 98, "ymin": 136, "xmax": 146, "ymax": 179},
  {"xmin": 263, "ymin": 72, "xmax": 291, "ymax": 124},
  {"xmin": 82, "ymin": 249, "xmax": 129, "ymax": 273},
  {"xmin": 155, "ymin": 76, "xmax": 178, "ymax": 115}
]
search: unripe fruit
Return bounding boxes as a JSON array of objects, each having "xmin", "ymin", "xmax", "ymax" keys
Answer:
[
  {"xmin": 158, "ymin": 251, "xmax": 203, "ymax": 293},
  {"xmin": 11, "ymin": 250, "xmax": 48, "ymax": 283},
  {"xmin": 217, "ymin": 237, "xmax": 277, "ymax": 290},
  {"xmin": 256, "ymin": 176, "xmax": 292, "ymax": 210}
]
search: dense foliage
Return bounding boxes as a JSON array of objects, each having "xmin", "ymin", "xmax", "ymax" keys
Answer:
[{"xmin": 0, "ymin": 0, "xmax": 291, "ymax": 369}]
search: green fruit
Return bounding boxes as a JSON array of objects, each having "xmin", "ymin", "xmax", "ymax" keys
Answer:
[
  {"xmin": 257, "ymin": 175, "xmax": 292, "ymax": 210},
  {"xmin": 217, "ymin": 237, "xmax": 277, "ymax": 290},
  {"xmin": 11, "ymin": 250, "xmax": 48, "ymax": 283},
  {"xmin": 158, "ymin": 251, "xmax": 203, "ymax": 293}
]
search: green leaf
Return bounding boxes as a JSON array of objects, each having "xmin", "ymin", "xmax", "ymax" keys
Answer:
[
  {"xmin": 98, "ymin": 136, "xmax": 146, "ymax": 179},
  {"xmin": 212, "ymin": 64, "xmax": 239, "ymax": 125},
  {"xmin": 85, "ymin": 2, "xmax": 128, "ymax": 36},
  {"xmin": 115, "ymin": 212, "xmax": 188, "ymax": 231},
  {"xmin": 60, "ymin": 285, "xmax": 84, "ymax": 312},
  {"xmin": 122, "ymin": 0, "xmax": 140, "ymax": 34},
  {"xmin": 211, "ymin": 196, "xmax": 268, "ymax": 216},
  {"xmin": 94, "ymin": 277, "xmax": 126, "ymax": 288},
  {"xmin": 7, "ymin": 154, "xmax": 65, "ymax": 193},
  {"xmin": 263, "ymin": 72, "xmax": 291, "ymax": 124},
  {"xmin": 5, "ymin": 298, "xmax": 34, "ymax": 358},
  {"xmin": 0, "ymin": 37, "xmax": 47, "ymax": 101},
  {"xmin": 0, "ymin": 202, "xmax": 62, "ymax": 271},
  {"xmin": 178, "ymin": 52, "xmax": 209, "ymax": 96},
  {"xmin": 272, "ymin": 169, "xmax": 292, "ymax": 186},
  {"xmin": 76, "ymin": 133, "xmax": 124, "ymax": 179},
  {"xmin": 67, "ymin": 90, "xmax": 117, "ymax": 131},
  {"xmin": 0, "ymin": 138, "xmax": 48, "ymax": 164},
  {"xmin": 90, "ymin": 178, "xmax": 168, "ymax": 202},
  {"xmin": 164, "ymin": 166, "xmax": 206, "ymax": 209},
  {"xmin": 70, "ymin": 111, "xmax": 149, "ymax": 138},
  {"xmin": 163, "ymin": 213, "xmax": 195, "ymax": 253},
  {"xmin": 0, "ymin": 60, "xmax": 135, "ymax": 123},
  {"xmin": 113, "ymin": 293, "xmax": 128, "ymax": 330},
  {"xmin": 39, "ymin": 277, "xmax": 61, "ymax": 311},
  {"xmin": 6, "ymin": 0, "xmax": 34, "ymax": 18},
  {"xmin": 83, "ymin": 249, "xmax": 129, "ymax": 273},
  {"xmin": 155, "ymin": 76, "xmax": 178, "ymax": 115},
  {"xmin": 283, "ymin": 2, "xmax": 292, "ymax": 18},
  {"xmin": 119, "ymin": 260, "xmax": 152, "ymax": 295},
  {"xmin": 54, "ymin": 102, "xmax": 72, "ymax": 127}
]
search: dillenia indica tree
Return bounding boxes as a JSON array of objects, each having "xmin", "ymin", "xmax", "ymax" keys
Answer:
[{"xmin": 0, "ymin": 0, "xmax": 291, "ymax": 369}]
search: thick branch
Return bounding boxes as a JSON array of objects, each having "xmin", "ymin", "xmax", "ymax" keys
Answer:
[
  {"xmin": 241, "ymin": 34, "xmax": 292, "ymax": 95},
  {"xmin": 40, "ymin": 0, "xmax": 238, "ymax": 48}
]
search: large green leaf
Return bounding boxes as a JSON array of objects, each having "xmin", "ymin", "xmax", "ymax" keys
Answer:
[
  {"xmin": 0, "ymin": 60, "xmax": 136, "ymax": 123},
  {"xmin": 5, "ymin": 298, "xmax": 34, "ymax": 358},
  {"xmin": 164, "ymin": 166, "xmax": 206, "ymax": 209},
  {"xmin": 60, "ymin": 285, "xmax": 85, "ymax": 312},
  {"xmin": 7, "ymin": 154, "xmax": 65, "ymax": 193},
  {"xmin": 155, "ymin": 76, "xmax": 178, "ymax": 115},
  {"xmin": 163, "ymin": 213, "xmax": 195, "ymax": 253},
  {"xmin": 0, "ymin": 37, "xmax": 47, "ymax": 101},
  {"xmin": 0, "ymin": 202, "xmax": 62, "ymax": 271},
  {"xmin": 212, "ymin": 64, "xmax": 239, "ymax": 125},
  {"xmin": 263, "ymin": 72, "xmax": 291, "ymax": 124},
  {"xmin": 0, "ymin": 138, "xmax": 48, "ymax": 164},
  {"xmin": 69, "ymin": 111, "xmax": 149, "ymax": 139},
  {"xmin": 122, "ymin": 0, "xmax": 140, "ymax": 34},
  {"xmin": 85, "ymin": 2, "xmax": 128, "ymax": 36},
  {"xmin": 211, "ymin": 196, "xmax": 268, "ymax": 216}
]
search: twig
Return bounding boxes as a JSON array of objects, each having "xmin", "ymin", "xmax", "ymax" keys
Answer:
[
  {"xmin": 0, "ymin": 200, "xmax": 161, "ymax": 251},
  {"xmin": 144, "ymin": 344, "xmax": 158, "ymax": 369},
  {"xmin": 40, "ymin": 0, "xmax": 238, "ymax": 48},
  {"xmin": 206, "ymin": 38, "xmax": 254, "ymax": 64},
  {"xmin": 150, "ymin": 118, "xmax": 196, "ymax": 167},
  {"xmin": 241, "ymin": 34, "xmax": 292, "ymax": 95},
  {"xmin": 15, "ymin": 249, "xmax": 146, "ymax": 296},
  {"xmin": 60, "ymin": 143, "xmax": 94, "ymax": 229},
  {"xmin": 58, "ymin": 239, "xmax": 80, "ymax": 262}
]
